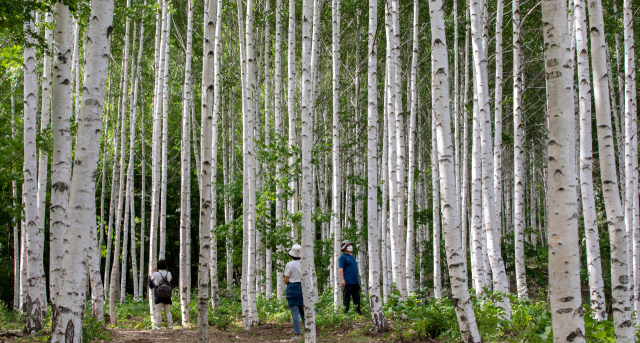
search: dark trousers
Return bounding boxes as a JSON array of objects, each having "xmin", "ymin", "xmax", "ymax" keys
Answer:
[{"xmin": 342, "ymin": 284, "xmax": 361, "ymax": 314}]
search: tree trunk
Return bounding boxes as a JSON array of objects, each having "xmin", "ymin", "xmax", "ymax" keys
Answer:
[
  {"xmin": 274, "ymin": 0, "xmax": 285, "ymax": 300},
  {"xmin": 159, "ymin": 10, "xmax": 172, "ymax": 261},
  {"xmin": 12, "ymin": 93, "xmax": 19, "ymax": 311},
  {"xmin": 469, "ymin": 0, "xmax": 511, "ymax": 316},
  {"xmin": 428, "ymin": 0, "xmax": 480, "ymax": 338},
  {"xmin": 50, "ymin": 0, "xmax": 114, "ymax": 339},
  {"xmin": 331, "ymin": 0, "xmax": 341, "ymax": 308},
  {"xmin": 431, "ymin": 112, "xmax": 442, "ymax": 299},
  {"xmin": 210, "ymin": 0, "xmax": 223, "ymax": 308},
  {"xmin": 23, "ymin": 13, "xmax": 43, "ymax": 333},
  {"xmin": 300, "ymin": 0, "xmax": 318, "ymax": 339},
  {"xmin": 50, "ymin": 5, "xmax": 74, "ymax": 312},
  {"xmin": 493, "ymin": 0, "xmax": 504, "ymax": 249},
  {"xmin": 540, "ymin": 0, "xmax": 587, "ymax": 338},
  {"xmin": 573, "ymin": 0, "xmax": 606, "ymax": 320},
  {"xmin": 589, "ymin": 0, "xmax": 634, "ymax": 335},
  {"xmin": 405, "ymin": 0, "xmax": 418, "ymax": 294},
  {"xmin": 180, "ymin": 0, "xmax": 194, "ymax": 325},
  {"xmin": 367, "ymin": 0, "xmax": 387, "ymax": 331},
  {"xmin": 512, "ymin": 0, "xmax": 527, "ymax": 299}
]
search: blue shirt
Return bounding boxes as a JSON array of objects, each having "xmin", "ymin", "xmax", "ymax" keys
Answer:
[{"xmin": 338, "ymin": 253, "xmax": 359, "ymax": 285}]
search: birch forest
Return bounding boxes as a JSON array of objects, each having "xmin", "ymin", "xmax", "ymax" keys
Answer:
[{"xmin": 2, "ymin": 0, "xmax": 640, "ymax": 340}]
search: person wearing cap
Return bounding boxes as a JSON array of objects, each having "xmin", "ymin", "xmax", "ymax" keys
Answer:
[
  {"xmin": 339, "ymin": 240, "xmax": 361, "ymax": 315},
  {"xmin": 284, "ymin": 244, "xmax": 305, "ymax": 341}
]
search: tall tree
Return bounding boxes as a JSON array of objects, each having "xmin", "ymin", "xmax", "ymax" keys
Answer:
[
  {"xmin": 574, "ymin": 0, "xmax": 606, "ymax": 320},
  {"xmin": 23, "ymin": 11, "xmax": 43, "ymax": 333},
  {"xmin": 331, "ymin": 0, "xmax": 341, "ymax": 308},
  {"xmin": 540, "ymin": 0, "xmax": 586, "ymax": 338},
  {"xmin": 428, "ymin": 0, "xmax": 481, "ymax": 338},
  {"xmin": 589, "ymin": 0, "xmax": 634, "ymax": 335},
  {"xmin": 50, "ymin": 0, "xmax": 114, "ymax": 339}
]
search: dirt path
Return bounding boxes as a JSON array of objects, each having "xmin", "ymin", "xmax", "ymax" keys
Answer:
[{"xmin": 108, "ymin": 322, "xmax": 383, "ymax": 343}]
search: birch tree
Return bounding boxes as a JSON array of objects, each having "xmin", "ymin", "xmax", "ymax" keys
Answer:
[
  {"xmin": 512, "ymin": 0, "xmax": 527, "ymax": 299},
  {"xmin": 469, "ymin": 0, "xmax": 511, "ymax": 316},
  {"xmin": 428, "ymin": 0, "xmax": 480, "ymax": 338},
  {"xmin": 23, "ymin": 12, "xmax": 43, "ymax": 333},
  {"xmin": 574, "ymin": 0, "xmax": 606, "ymax": 320},
  {"xmin": 180, "ymin": 0, "xmax": 194, "ymax": 325},
  {"xmin": 589, "ymin": 0, "xmax": 634, "ymax": 335},
  {"xmin": 540, "ymin": 0, "xmax": 586, "ymax": 338},
  {"xmin": 331, "ymin": 0, "xmax": 341, "ymax": 308},
  {"xmin": 50, "ymin": 0, "xmax": 114, "ymax": 339}
]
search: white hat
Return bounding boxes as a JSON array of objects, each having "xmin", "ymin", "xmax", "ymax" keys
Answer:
[
  {"xmin": 289, "ymin": 244, "xmax": 302, "ymax": 258},
  {"xmin": 341, "ymin": 240, "xmax": 353, "ymax": 251}
]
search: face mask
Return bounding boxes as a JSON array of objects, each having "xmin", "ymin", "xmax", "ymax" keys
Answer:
[{"xmin": 346, "ymin": 246, "xmax": 353, "ymax": 252}]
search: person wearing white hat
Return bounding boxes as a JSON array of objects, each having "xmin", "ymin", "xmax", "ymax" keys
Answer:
[
  {"xmin": 338, "ymin": 240, "xmax": 361, "ymax": 315},
  {"xmin": 284, "ymin": 244, "xmax": 305, "ymax": 340}
]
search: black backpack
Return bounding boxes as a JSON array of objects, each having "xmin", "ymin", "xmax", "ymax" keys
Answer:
[{"xmin": 156, "ymin": 272, "xmax": 172, "ymax": 298}]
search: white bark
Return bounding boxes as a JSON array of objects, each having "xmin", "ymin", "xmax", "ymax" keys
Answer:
[
  {"xmin": 263, "ymin": 0, "xmax": 273, "ymax": 299},
  {"xmin": 431, "ymin": 112, "xmax": 442, "ymax": 299},
  {"xmin": 274, "ymin": 0, "xmax": 285, "ymax": 300},
  {"xmin": 331, "ymin": 0, "xmax": 341, "ymax": 308},
  {"xmin": 300, "ymin": 0, "xmax": 318, "ymax": 339},
  {"xmin": 367, "ymin": 0, "xmax": 386, "ymax": 332},
  {"xmin": 49, "ymin": 6, "xmax": 73, "ymax": 311},
  {"xmin": 428, "ymin": 0, "xmax": 480, "ymax": 338},
  {"xmin": 180, "ymin": 0, "xmax": 194, "ymax": 326},
  {"xmin": 198, "ymin": 0, "xmax": 215, "ymax": 339},
  {"xmin": 493, "ymin": 0, "xmax": 504, "ymax": 247},
  {"xmin": 470, "ymin": 104, "xmax": 485, "ymax": 293},
  {"xmin": 540, "ymin": 0, "xmax": 587, "ymax": 338},
  {"xmin": 512, "ymin": 0, "xmax": 527, "ymax": 299},
  {"xmin": 287, "ymin": 0, "xmax": 298, "ymax": 241},
  {"xmin": 574, "ymin": 0, "xmax": 606, "ymax": 320},
  {"xmin": 50, "ymin": 0, "xmax": 114, "ymax": 339},
  {"xmin": 589, "ymin": 0, "xmax": 634, "ymax": 335},
  {"xmin": 469, "ymin": 0, "xmax": 511, "ymax": 317},
  {"xmin": 210, "ymin": 0, "xmax": 223, "ymax": 308},
  {"xmin": 23, "ymin": 13, "xmax": 43, "ymax": 333},
  {"xmin": 623, "ymin": 0, "xmax": 640, "ymax": 317},
  {"xmin": 405, "ymin": 0, "xmax": 418, "ymax": 294},
  {"xmin": 159, "ymin": 10, "xmax": 172, "ymax": 260},
  {"xmin": 149, "ymin": 0, "xmax": 168, "ymax": 320}
]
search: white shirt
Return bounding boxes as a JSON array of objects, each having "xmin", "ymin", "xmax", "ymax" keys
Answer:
[
  {"xmin": 152, "ymin": 270, "xmax": 172, "ymax": 284},
  {"xmin": 284, "ymin": 260, "xmax": 301, "ymax": 283}
]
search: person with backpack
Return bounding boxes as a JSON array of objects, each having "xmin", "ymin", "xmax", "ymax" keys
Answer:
[
  {"xmin": 284, "ymin": 244, "xmax": 305, "ymax": 341},
  {"xmin": 339, "ymin": 240, "xmax": 362, "ymax": 315},
  {"xmin": 149, "ymin": 259, "xmax": 173, "ymax": 330}
]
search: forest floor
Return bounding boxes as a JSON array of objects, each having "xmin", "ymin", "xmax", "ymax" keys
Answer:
[
  {"xmin": 107, "ymin": 321, "xmax": 398, "ymax": 343},
  {"xmin": 0, "ymin": 321, "xmax": 424, "ymax": 343}
]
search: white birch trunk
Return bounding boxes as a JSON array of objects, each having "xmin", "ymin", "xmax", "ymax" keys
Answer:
[
  {"xmin": 574, "ymin": 0, "xmax": 606, "ymax": 320},
  {"xmin": 274, "ymin": 0, "xmax": 285, "ymax": 300},
  {"xmin": 23, "ymin": 13, "xmax": 43, "ymax": 333},
  {"xmin": 431, "ymin": 112, "xmax": 442, "ymax": 299},
  {"xmin": 159, "ymin": 10, "xmax": 172, "ymax": 260},
  {"xmin": 493, "ymin": 0, "xmax": 504, "ymax": 244},
  {"xmin": 367, "ymin": 0, "xmax": 386, "ymax": 330},
  {"xmin": 210, "ymin": 0, "xmax": 223, "ymax": 308},
  {"xmin": 469, "ymin": 0, "xmax": 511, "ymax": 317},
  {"xmin": 180, "ymin": 0, "xmax": 194, "ymax": 325},
  {"xmin": 623, "ymin": 0, "xmax": 640, "ymax": 317},
  {"xmin": 540, "ymin": 0, "xmax": 587, "ymax": 338},
  {"xmin": 50, "ymin": 0, "xmax": 114, "ymax": 339},
  {"xmin": 50, "ymin": 6, "xmax": 73, "ymax": 311},
  {"xmin": 589, "ymin": 0, "xmax": 634, "ymax": 334},
  {"xmin": 405, "ymin": 0, "xmax": 418, "ymax": 294},
  {"xmin": 287, "ymin": 0, "xmax": 298, "ymax": 242},
  {"xmin": 512, "ymin": 0, "xmax": 527, "ymax": 299},
  {"xmin": 300, "ymin": 0, "xmax": 318, "ymax": 338},
  {"xmin": 331, "ymin": 0, "xmax": 341, "ymax": 307},
  {"xmin": 428, "ymin": 0, "xmax": 480, "ymax": 337}
]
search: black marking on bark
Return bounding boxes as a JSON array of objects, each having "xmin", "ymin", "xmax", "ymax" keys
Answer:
[
  {"xmin": 619, "ymin": 275, "xmax": 629, "ymax": 284},
  {"xmin": 65, "ymin": 319, "xmax": 75, "ymax": 343},
  {"xmin": 556, "ymin": 308, "xmax": 573, "ymax": 314},
  {"xmin": 618, "ymin": 320, "xmax": 633, "ymax": 328},
  {"xmin": 61, "ymin": 79, "xmax": 70, "ymax": 85},
  {"xmin": 547, "ymin": 71, "xmax": 562, "ymax": 79},
  {"xmin": 52, "ymin": 181, "xmax": 69, "ymax": 193},
  {"xmin": 559, "ymin": 296, "xmax": 574, "ymax": 302},
  {"xmin": 566, "ymin": 328, "xmax": 584, "ymax": 342}
]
